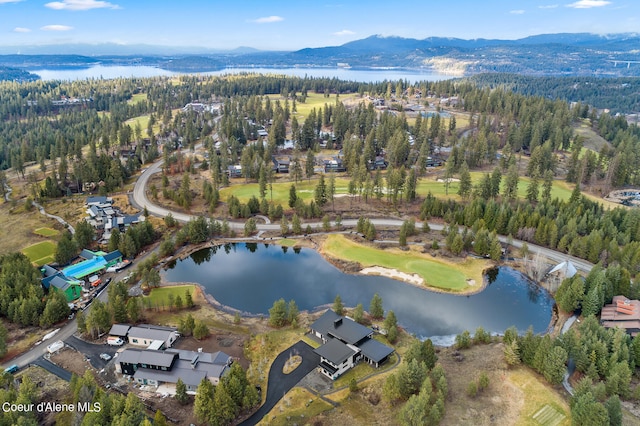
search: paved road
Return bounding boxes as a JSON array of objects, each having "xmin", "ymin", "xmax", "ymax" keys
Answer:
[
  {"xmin": 132, "ymin": 155, "xmax": 596, "ymax": 276},
  {"xmin": 239, "ymin": 341, "xmax": 319, "ymax": 426},
  {"xmin": 32, "ymin": 356, "xmax": 73, "ymax": 382},
  {"xmin": 65, "ymin": 335, "xmax": 118, "ymax": 370}
]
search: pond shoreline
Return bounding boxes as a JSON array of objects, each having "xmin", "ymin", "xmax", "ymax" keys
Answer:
[{"xmin": 159, "ymin": 237, "xmax": 556, "ymax": 341}]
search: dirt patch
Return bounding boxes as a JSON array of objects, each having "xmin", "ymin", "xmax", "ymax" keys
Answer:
[
  {"xmin": 438, "ymin": 342, "xmax": 525, "ymax": 426},
  {"xmin": 50, "ymin": 347, "xmax": 93, "ymax": 377}
]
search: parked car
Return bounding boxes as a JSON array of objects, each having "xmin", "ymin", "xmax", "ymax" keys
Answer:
[
  {"xmin": 107, "ymin": 337, "xmax": 124, "ymax": 346},
  {"xmin": 99, "ymin": 353, "xmax": 112, "ymax": 361},
  {"xmin": 4, "ymin": 364, "xmax": 19, "ymax": 374}
]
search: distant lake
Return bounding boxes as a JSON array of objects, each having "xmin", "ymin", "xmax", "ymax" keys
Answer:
[
  {"xmin": 162, "ymin": 243, "xmax": 554, "ymax": 346},
  {"xmin": 31, "ymin": 65, "xmax": 457, "ymax": 83}
]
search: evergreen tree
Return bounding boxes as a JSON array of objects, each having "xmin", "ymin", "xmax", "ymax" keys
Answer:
[
  {"xmin": 269, "ymin": 298, "xmax": 288, "ymax": 327},
  {"xmin": 370, "ymin": 293, "xmax": 384, "ymax": 319},
  {"xmin": 194, "ymin": 377, "xmax": 215, "ymax": 424},
  {"xmin": 352, "ymin": 303, "xmax": 364, "ymax": 324},
  {"xmin": 458, "ymin": 161, "xmax": 472, "ymax": 199},
  {"xmin": 175, "ymin": 378, "xmax": 189, "ymax": 405},
  {"xmin": 333, "ymin": 294, "xmax": 344, "ymax": 316}
]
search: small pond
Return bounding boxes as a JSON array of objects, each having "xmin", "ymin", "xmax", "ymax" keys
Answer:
[{"xmin": 163, "ymin": 243, "xmax": 554, "ymax": 345}]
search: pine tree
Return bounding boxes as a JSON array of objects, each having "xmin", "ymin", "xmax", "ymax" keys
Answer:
[
  {"xmin": 333, "ymin": 294, "xmax": 344, "ymax": 316},
  {"xmin": 370, "ymin": 293, "xmax": 384, "ymax": 319},
  {"xmin": 458, "ymin": 161, "xmax": 472, "ymax": 199},
  {"xmin": 175, "ymin": 378, "xmax": 189, "ymax": 405}
]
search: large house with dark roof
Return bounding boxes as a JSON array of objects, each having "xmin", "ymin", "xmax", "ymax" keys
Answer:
[
  {"xmin": 310, "ymin": 310, "xmax": 394, "ymax": 380},
  {"xmin": 116, "ymin": 348, "xmax": 233, "ymax": 393}
]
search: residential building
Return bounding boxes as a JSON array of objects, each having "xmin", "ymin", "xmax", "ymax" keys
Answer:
[
  {"xmin": 126, "ymin": 324, "xmax": 179, "ymax": 349},
  {"xmin": 40, "ymin": 265, "xmax": 83, "ymax": 302},
  {"xmin": 116, "ymin": 348, "xmax": 232, "ymax": 393},
  {"xmin": 601, "ymin": 296, "xmax": 640, "ymax": 336},
  {"xmin": 310, "ymin": 310, "xmax": 394, "ymax": 380}
]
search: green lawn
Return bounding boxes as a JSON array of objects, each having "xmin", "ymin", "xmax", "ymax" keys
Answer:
[
  {"xmin": 127, "ymin": 93, "xmax": 147, "ymax": 105},
  {"xmin": 34, "ymin": 227, "xmax": 60, "ymax": 237},
  {"xmin": 146, "ymin": 285, "xmax": 196, "ymax": 308},
  {"xmin": 267, "ymin": 91, "xmax": 359, "ymax": 122},
  {"xmin": 219, "ymin": 177, "xmax": 351, "ymax": 206},
  {"xmin": 322, "ymin": 235, "xmax": 488, "ymax": 292},
  {"xmin": 21, "ymin": 240, "xmax": 56, "ymax": 266}
]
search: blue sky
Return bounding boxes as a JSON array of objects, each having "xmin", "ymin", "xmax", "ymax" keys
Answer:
[{"xmin": 1, "ymin": 0, "xmax": 638, "ymax": 51}]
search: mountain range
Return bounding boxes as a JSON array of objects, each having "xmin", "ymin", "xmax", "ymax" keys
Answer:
[{"xmin": 1, "ymin": 33, "xmax": 640, "ymax": 78}]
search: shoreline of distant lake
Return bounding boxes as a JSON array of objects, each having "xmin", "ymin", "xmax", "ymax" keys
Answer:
[{"xmin": 29, "ymin": 65, "xmax": 460, "ymax": 83}]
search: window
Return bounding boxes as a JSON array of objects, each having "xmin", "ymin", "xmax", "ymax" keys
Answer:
[{"xmin": 132, "ymin": 339, "xmax": 138, "ymax": 343}]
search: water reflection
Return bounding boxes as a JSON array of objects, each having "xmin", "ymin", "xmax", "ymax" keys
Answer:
[{"xmin": 162, "ymin": 243, "xmax": 554, "ymax": 340}]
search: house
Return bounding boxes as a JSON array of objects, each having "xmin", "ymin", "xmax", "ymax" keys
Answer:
[
  {"xmin": 272, "ymin": 156, "xmax": 291, "ymax": 173},
  {"xmin": 108, "ymin": 324, "xmax": 131, "ymax": 339},
  {"xmin": 61, "ymin": 249, "xmax": 124, "ymax": 280},
  {"xmin": 310, "ymin": 310, "xmax": 394, "ymax": 380},
  {"xmin": 426, "ymin": 156, "xmax": 444, "ymax": 168},
  {"xmin": 227, "ymin": 165, "xmax": 243, "ymax": 178},
  {"xmin": 601, "ymin": 296, "xmax": 640, "ymax": 336},
  {"xmin": 126, "ymin": 324, "xmax": 179, "ymax": 349},
  {"xmin": 323, "ymin": 157, "xmax": 346, "ymax": 173},
  {"xmin": 41, "ymin": 267, "xmax": 83, "ymax": 302},
  {"xmin": 367, "ymin": 156, "xmax": 388, "ymax": 170},
  {"xmin": 116, "ymin": 348, "xmax": 232, "ymax": 393}
]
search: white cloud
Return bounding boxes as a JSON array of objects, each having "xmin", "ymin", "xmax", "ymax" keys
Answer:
[
  {"xmin": 0, "ymin": 0, "xmax": 23, "ymax": 4},
  {"xmin": 41, "ymin": 24, "xmax": 74, "ymax": 31},
  {"xmin": 13, "ymin": 27, "xmax": 31, "ymax": 32},
  {"xmin": 45, "ymin": 0, "xmax": 120, "ymax": 11},
  {"xmin": 252, "ymin": 15, "xmax": 284, "ymax": 24},
  {"xmin": 566, "ymin": 0, "xmax": 611, "ymax": 8},
  {"xmin": 510, "ymin": 9, "xmax": 525, "ymax": 14},
  {"xmin": 539, "ymin": 4, "xmax": 559, "ymax": 8},
  {"xmin": 333, "ymin": 29, "xmax": 355, "ymax": 36}
]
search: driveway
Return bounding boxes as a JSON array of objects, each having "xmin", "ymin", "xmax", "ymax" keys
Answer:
[
  {"xmin": 32, "ymin": 356, "xmax": 72, "ymax": 382},
  {"xmin": 239, "ymin": 341, "xmax": 320, "ymax": 426},
  {"xmin": 65, "ymin": 335, "xmax": 119, "ymax": 370}
]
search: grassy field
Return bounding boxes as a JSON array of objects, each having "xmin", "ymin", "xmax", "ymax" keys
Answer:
[
  {"xmin": 573, "ymin": 120, "xmax": 611, "ymax": 153},
  {"xmin": 127, "ymin": 93, "xmax": 147, "ymax": 105},
  {"xmin": 258, "ymin": 387, "xmax": 334, "ymax": 426},
  {"xmin": 0, "ymin": 202, "xmax": 64, "ymax": 256},
  {"xmin": 266, "ymin": 91, "xmax": 358, "ymax": 122},
  {"xmin": 219, "ymin": 176, "xmax": 351, "ymax": 206},
  {"xmin": 145, "ymin": 285, "xmax": 197, "ymax": 308},
  {"xmin": 321, "ymin": 234, "xmax": 489, "ymax": 293},
  {"xmin": 34, "ymin": 227, "xmax": 60, "ymax": 237},
  {"xmin": 21, "ymin": 240, "xmax": 56, "ymax": 266},
  {"xmin": 508, "ymin": 367, "xmax": 570, "ymax": 426}
]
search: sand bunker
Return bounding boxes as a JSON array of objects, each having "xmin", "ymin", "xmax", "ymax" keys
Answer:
[{"xmin": 360, "ymin": 266, "xmax": 425, "ymax": 286}]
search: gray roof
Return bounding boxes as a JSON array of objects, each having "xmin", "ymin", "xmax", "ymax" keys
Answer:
[
  {"xmin": 118, "ymin": 348, "xmax": 176, "ymax": 368},
  {"xmin": 128, "ymin": 325, "xmax": 177, "ymax": 342},
  {"xmin": 165, "ymin": 348, "xmax": 232, "ymax": 366},
  {"xmin": 80, "ymin": 249, "xmax": 96, "ymax": 260},
  {"xmin": 109, "ymin": 324, "xmax": 131, "ymax": 337},
  {"xmin": 310, "ymin": 310, "xmax": 372, "ymax": 345},
  {"xmin": 358, "ymin": 338, "xmax": 394, "ymax": 363},
  {"xmin": 86, "ymin": 196, "xmax": 108, "ymax": 205},
  {"xmin": 50, "ymin": 276, "xmax": 78, "ymax": 292},
  {"xmin": 41, "ymin": 265, "xmax": 59, "ymax": 278},
  {"xmin": 314, "ymin": 338, "xmax": 357, "ymax": 365},
  {"xmin": 134, "ymin": 366, "xmax": 207, "ymax": 387}
]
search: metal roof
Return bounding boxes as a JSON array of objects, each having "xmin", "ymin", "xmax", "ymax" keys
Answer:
[
  {"xmin": 314, "ymin": 338, "xmax": 357, "ymax": 365},
  {"xmin": 118, "ymin": 348, "xmax": 176, "ymax": 368},
  {"xmin": 128, "ymin": 325, "xmax": 177, "ymax": 342},
  {"xmin": 310, "ymin": 310, "xmax": 372, "ymax": 345},
  {"xmin": 109, "ymin": 324, "xmax": 131, "ymax": 337},
  {"xmin": 357, "ymin": 338, "xmax": 394, "ymax": 363}
]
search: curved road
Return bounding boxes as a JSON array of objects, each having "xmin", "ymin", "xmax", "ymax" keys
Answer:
[{"xmin": 132, "ymin": 155, "xmax": 595, "ymax": 275}]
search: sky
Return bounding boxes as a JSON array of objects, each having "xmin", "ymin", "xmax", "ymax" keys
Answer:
[{"xmin": 0, "ymin": 0, "xmax": 639, "ymax": 51}]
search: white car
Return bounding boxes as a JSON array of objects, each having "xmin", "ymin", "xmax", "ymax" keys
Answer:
[{"xmin": 99, "ymin": 353, "xmax": 112, "ymax": 361}]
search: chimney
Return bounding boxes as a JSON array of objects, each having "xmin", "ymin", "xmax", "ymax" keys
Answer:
[{"xmin": 334, "ymin": 318, "xmax": 342, "ymax": 327}]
